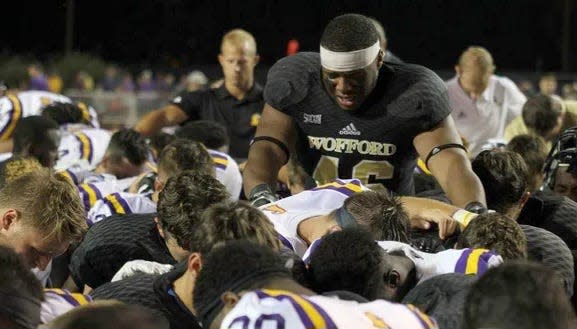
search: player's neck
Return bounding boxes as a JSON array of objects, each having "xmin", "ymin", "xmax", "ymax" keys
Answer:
[{"xmin": 173, "ymin": 272, "xmax": 195, "ymax": 315}]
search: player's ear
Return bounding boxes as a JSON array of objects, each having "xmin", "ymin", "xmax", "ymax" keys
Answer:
[
  {"xmin": 187, "ymin": 252, "xmax": 203, "ymax": 276},
  {"xmin": 1, "ymin": 209, "xmax": 18, "ymax": 231},
  {"xmin": 385, "ymin": 270, "xmax": 401, "ymax": 288},
  {"xmin": 221, "ymin": 291, "xmax": 241, "ymax": 309},
  {"xmin": 154, "ymin": 217, "xmax": 165, "ymax": 238},
  {"xmin": 376, "ymin": 50, "xmax": 384, "ymax": 69}
]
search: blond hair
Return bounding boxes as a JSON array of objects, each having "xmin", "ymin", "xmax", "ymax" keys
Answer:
[
  {"xmin": 458, "ymin": 46, "xmax": 496, "ymax": 72},
  {"xmin": 221, "ymin": 29, "xmax": 257, "ymax": 56},
  {"xmin": 0, "ymin": 156, "xmax": 43, "ymax": 188},
  {"xmin": 0, "ymin": 169, "xmax": 86, "ymax": 242}
]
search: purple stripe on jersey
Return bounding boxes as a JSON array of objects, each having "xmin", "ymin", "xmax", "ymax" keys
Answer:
[
  {"xmin": 0, "ymin": 96, "xmax": 21, "ymax": 136},
  {"xmin": 89, "ymin": 184, "xmax": 102, "ymax": 200},
  {"xmin": 255, "ymin": 314, "xmax": 285, "ymax": 329},
  {"xmin": 308, "ymin": 298, "xmax": 337, "ymax": 329},
  {"xmin": 278, "ymin": 234, "xmax": 294, "ymax": 251},
  {"xmin": 214, "ymin": 163, "xmax": 226, "ymax": 171},
  {"xmin": 102, "ymin": 197, "xmax": 116, "ymax": 216},
  {"xmin": 115, "ymin": 194, "xmax": 133, "ymax": 214},
  {"xmin": 85, "ymin": 134, "xmax": 94, "ymax": 163},
  {"xmin": 210, "ymin": 152, "xmax": 227, "ymax": 160},
  {"xmin": 454, "ymin": 248, "xmax": 474, "ymax": 273},
  {"xmin": 55, "ymin": 291, "xmax": 81, "ymax": 307},
  {"xmin": 476, "ymin": 251, "xmax": 495, "ymax": 276},
  {"xmin": 312, "ymin": 185, "xmax": 356, "ymax": 196},
  {"xmin": 80, "ymin": 189, "xmax": 91, "ymax": 211},
  {"xmin": 65, "ymin": 170, "xmax": 79, "ymax": 185}
]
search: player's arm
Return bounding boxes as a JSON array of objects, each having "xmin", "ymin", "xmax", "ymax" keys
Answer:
[
  {"xmin": 133, "ymin": 104, "xmax": 188, "ymax": 136},
  {"xmin": 0, "ymin": 139, "xmax": 13, "ymax": 153},
  {"xmin": 413, "ymin": 116, "xmax": 487, "ymax": 210},
  {"xmin": 243, "ymin": 103, "xmax": 296, "ymax": 205}
]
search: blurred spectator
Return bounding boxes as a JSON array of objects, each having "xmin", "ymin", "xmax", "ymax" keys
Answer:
[
  {"xmin": 448, "ymin": 46, "xmax": 526, "ymax": 157},
  {"xmin": 27, "ymin": 63, "xmax": 49, "ymax": 91},
  {"xmin": 137, "ymin": 69, "xmax": 156, "ymax": 92},
  {"xmin": 156, "ymin": 72, "xmax": 175, "ymax": 93},
  {"xmin": 538, "ymin": 72, "xmax": 558, "ymax": 96},
  {"xmin": 517, "ymin": 79, "xmax": 537, "ymax": 98},
  {"xmin": 184, "ymin": 70, "xmax": 208, "ymax": 92},
  {"xmin": 562, "ymin": 82, "xmax": 577, "ymax": 100},
  {"xmin": 101, "ymin": 66, "xmax": 120, "ymax": 91},
  {"xmin": 73, "ymin": 71, "xmax": 95, "ymax": 91},
  {"xmin": 47, "ymin": 69, "xmax": 63, "ymax": 93},
  {"xmin": 286, "ymin": 38, "xmax": 300, "ymax": 56},
  {"xmin": 117, "ymin": 72, "xmax": 136, "ymax": 92}
]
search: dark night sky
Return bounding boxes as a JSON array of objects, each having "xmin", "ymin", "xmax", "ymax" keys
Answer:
[{"xmin": 4, "ymin": 0, "xmax": 577, "ymax": 74}]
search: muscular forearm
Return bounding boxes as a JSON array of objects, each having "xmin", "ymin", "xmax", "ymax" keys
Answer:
[
  {"xmin": 401, "ymin": 196, "xmax": 459, "ymax": 218},
  {"xmin": 436, "ymin": 159, "xmax": 486, "ymax": 208},
  {"xmin": 242, "ymin": 142, "xmax": 287, "ymax": 195},
  {"xmin": 134, "ymin": 110, "xmax": 169, "ymax": 136}
]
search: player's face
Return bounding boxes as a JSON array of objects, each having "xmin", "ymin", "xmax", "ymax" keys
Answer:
[
  {"xmin": 219, "ymin": 41, "xmax": 259, "ymax": 91},
  {"xmin": 456, "ymin": 65, "xmax": 491, "ymax": 101},
  {"xmin": 553, "ymin": 166, "xmax": 577, "ymax": 202},
  {"xmin": 2, "ymin": 219, "xmax": 69, "ymax": 270},
  {"xmin": 322, "ymin": 61, "xmax": 380, "ymax": 111}
]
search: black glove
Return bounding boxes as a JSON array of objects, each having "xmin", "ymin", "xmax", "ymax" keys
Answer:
[{"xmin": 248, "ymin": 184, "xmax": 278, "ymax": 207}]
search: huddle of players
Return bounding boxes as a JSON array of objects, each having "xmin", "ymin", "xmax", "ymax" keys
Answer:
[{"xmin": 1, "ymin": 13, "xmax": 577, "ymax": 329}]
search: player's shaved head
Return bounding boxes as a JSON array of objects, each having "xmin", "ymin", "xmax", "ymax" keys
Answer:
[
  {"xmin": 321, "ymin": 14, "xmax": 379, "ymax": 52},
  {"xmin": 220, "ymin": 29, "xmax": 257, "ymax": 56},
  {"xmin": 457, "ymin": 46, "xmax": 495, "ymax": 72}
]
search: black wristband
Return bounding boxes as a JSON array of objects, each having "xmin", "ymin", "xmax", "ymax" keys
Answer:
[
  {"xmin": 250, "ymin": 136, "xmax": 290, "ymax": 163},
  {"xmin": 425, "ymin": 143, "xmax": 468, "ymax": 168},
  {"xmin": 464, "ymin": 201, "xmax": 488, "ymax": 214}
]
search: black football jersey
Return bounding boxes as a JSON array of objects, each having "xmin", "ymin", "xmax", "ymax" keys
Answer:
[{"xmin": 264, "ymin": 52, "xmax": 451, "ymax": 195}]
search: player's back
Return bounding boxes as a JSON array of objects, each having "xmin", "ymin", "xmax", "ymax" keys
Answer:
[
  {"xmin": 0, "ymin": 91, "xmax": 71, "ymax": 140},
  {"xmin": 221, "ymin": 289, "xmax": 437, "ymax": 329},
  {"xmin": 87, "ymin": 191, "xmax": 156, "ymax": 226},
  {"xmin": 209, "ymin": 149, "xmax": 242, "ymax": 200},
  {"xmin": 56, "ymin": 128, "xmax": 112, "ymax": 170}
]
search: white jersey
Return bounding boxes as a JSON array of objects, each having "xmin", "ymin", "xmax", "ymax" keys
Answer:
[
  {"xmin": 260, "ymin": 179, "xmax": 367, "ymax": 257},
  {"xmin": 222, "ymin": 289, "xmax": 437, "ymax": 329},
  {"xmin": 0, "ymin": 91, "xmax": 99, "ymax": 140},
  {"xmin": 86, "ymin": 192, "xmax": 156, "ymax": 226},
  {"xmin": 56, "ymin": 128, "xmax": 112, "ymax": 170},
  {"xmin": 377, "ymin": 241, "xmax": 503, "ymax": 281},
  {"xmin": 41, "ymin": 289, "xmax": 92, "ymax": 324},
  {"xmin": 76, "ymin": 176, "xmax": 137, "ymax": 211},
  {"xmin": 209, "ymin": 149, "xmax": 242, "ymax": 200}
]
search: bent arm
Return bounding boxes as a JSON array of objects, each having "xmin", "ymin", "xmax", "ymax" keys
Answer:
[
  {"xmin": 133, "ymin": 105, "xmax": 188, "ymax": 136},
  {"xmin": 414, "ymin": 116, "xmax": 486, "ymax": 208},
  {"xmin": 243, "ymin": 103, "xmax": 296, "ymax": 195}
]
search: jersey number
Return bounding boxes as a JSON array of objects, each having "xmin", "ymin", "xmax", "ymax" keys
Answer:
[{"xmin": 312, "ymin": 155, "xmax": 394, "ymax": 190}]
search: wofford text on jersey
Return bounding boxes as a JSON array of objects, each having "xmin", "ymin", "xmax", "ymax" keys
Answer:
[{"xmin": 308, "ymin": 136, "xmax": 397, "ymax": 156}]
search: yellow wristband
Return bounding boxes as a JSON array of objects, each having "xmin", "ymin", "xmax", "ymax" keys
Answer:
[{"xmin": 452, "ymin": 209, "xmax": 478, "ymax": 228}]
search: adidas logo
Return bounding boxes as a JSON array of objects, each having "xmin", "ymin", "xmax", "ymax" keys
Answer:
[{"xmin": 339, "ymin": 123, "xmax": 361, "ymax": 136}]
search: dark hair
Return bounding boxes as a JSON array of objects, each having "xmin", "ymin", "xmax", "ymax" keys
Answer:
[
  {"xmin": 147, "ymin": 132, "xmax": 176, "ymax": 158},
  {"xmin": 157, "ymin": 139, "xmax": 213, "ymax": 179},
  {"xmin": 106, "ymin": 128, "xmax": 148, "ymax": 166},
  {"xmin": 457, "ymin": 212, "xmax": 527, "ymax": 261},
  {"xmin": 47, "ymin": 303, "xmax": 170, "ymax": 329},
  {"xmin": 342, "ymin": 190, "xmax": 410, "ymax": 243},
  {"xmin": 472, "ymin": 150, "xmax": 528, "ymax": 213},
  {"xmin": 193, "ymin": 240, "xmax": 290, "ymax": 328},
  {"xmin": 0, "ymin": 245, "xmax": 44, "ymax": 329},
  {"xmin": 308, "ymin": 227, "xmax": 385, "ymax": 300},
  {"xmin": 506, "ymin": 135, "xmax": 547, "ymax": 191},
  {"xmin": 320, "ymin": 14, "xmax": 379, "ymax": 52},
  {"xmin": 189, "ymin": 201, "xmax": 281, "ymax": 254},
  {"xmin": 463, "ymin": 262, "xmax": 577, "ymax": 329},
  {"xmin": 175, "ymin": 120, "xmax": 229, "ymax": 150},
  {"xmin": 157, "ymin": 171, "xmax": 229, "ymax": 250},
  {"xmin": 522, "ymin": 95, "xmax": 563, "ymax": 136},
  {"xmin": 13, "ymin": 116, "xmax": 59, "ymax": 154},
  {"xmin": 41, "ymin": 101, "xmax": 90, "ymax": 125}
]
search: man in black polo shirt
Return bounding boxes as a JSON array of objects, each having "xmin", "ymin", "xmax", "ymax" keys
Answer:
[{"xmin": 135, "ymin": 29, "xmax": 262, "ymax": 160}]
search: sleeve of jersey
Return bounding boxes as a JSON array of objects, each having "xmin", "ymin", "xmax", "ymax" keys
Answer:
[
  {"xmin": 0, "ymin": 95, "xmax": 23, "ymax": 140},
  {"xmin": 41, "ymin": 289, "xmax": 92, "ymax": 324},
  {"xmin": 411, "ymin": 67, "xmax": 452, "ymax": 132},
  {"xmin": 453, "ymin": 248, "xmax": 503, "ymax": 276},
  {"xmin": 263, "ymin": 54, "xmax": 312, "ymax": 113},
  {"xmin": 169, "ymin": 90, "xmax": 202, "ymax": 119}
]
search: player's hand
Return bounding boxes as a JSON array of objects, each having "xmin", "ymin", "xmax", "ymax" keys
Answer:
[{"xmin": 410, "ymin": 209, "xmax": 459, "ymax": 240}]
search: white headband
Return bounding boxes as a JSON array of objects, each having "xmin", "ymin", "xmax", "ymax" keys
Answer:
[{"xmin": 320, "ymin": 40, "xmax": 380, "ymax": 72}]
